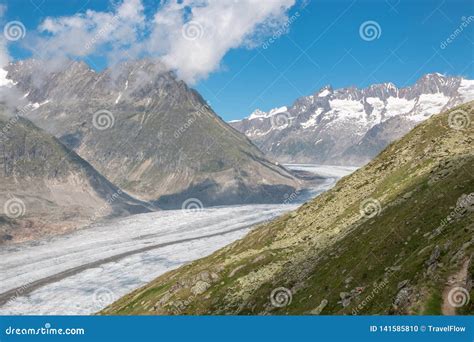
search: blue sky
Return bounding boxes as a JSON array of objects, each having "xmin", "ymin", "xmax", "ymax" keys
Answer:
[{"xmin": 1, "ymin": 0, "xmax": 473, "ymax": 121}]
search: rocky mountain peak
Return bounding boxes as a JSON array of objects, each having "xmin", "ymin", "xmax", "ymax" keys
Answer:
[
  {"xmin": 316, "ymin": 85, "xmax": 333, "ymax": 97},
  {"xmin": 407, "ymin": 73, "xmax": 462, "ymax": 97},
  {"xmin": 248, "ymin": 109, "xmax": 267, "ymax": 119},
  {"xmin": 3, "ymin": 58, "xmax": 300, "ymax": 207},
  {"xmin": 230, "ymin": 72, "xmax": 474, "ymax": 166}
]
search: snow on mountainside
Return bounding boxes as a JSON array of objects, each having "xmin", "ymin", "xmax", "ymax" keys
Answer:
[
  {"xmin": 230, "ymin": 73, "xmax": 474, "ymax": 165},
  {"xmin": 248, "ymin": 106, "xmax": 288, "ymax": 120}
]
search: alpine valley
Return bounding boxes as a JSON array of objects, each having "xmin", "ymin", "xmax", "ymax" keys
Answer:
[{"xmin": 0, "ymin": 0, "xmax": 473, "ymax": 324}]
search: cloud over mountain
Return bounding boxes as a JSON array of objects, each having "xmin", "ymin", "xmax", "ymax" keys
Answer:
[{"xmin": 18, "ymin": 0, "xmax": 296, "ymax": 83}]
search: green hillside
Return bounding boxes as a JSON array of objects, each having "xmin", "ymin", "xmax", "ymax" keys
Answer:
[{"xmin": 103, "ymin": 102, "xmax": 473, "ymax": 315}]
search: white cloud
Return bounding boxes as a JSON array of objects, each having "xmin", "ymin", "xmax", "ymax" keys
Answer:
[
  {"xmin": 25, "ymin": 0, "xmax": 296, "ymax": 83},
  {"xmin": 151, "ymin": 0, "xmax": 296, "ymax": 83},
  {"xmin": 36, "ymin": 0, "xmax": 145, "ymax": 62}
]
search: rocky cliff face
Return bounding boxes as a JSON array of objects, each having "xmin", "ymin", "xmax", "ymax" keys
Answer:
[
  {"xmin": 4, "ymin": 59, "xmax": 299, "ymax": 208},
  {"xmin": 231, "ymin": 73, "xmax": 474, "ymax": 165},
  {"xmin": 104, "ymin": 102, "xmax": 473, "ymax": 315},
  {"xmin": 0, "ymin": 113, "xmax": 153, "ymax": 244}
]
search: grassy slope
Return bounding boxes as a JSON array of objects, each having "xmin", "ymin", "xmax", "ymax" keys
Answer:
[{"xmin": 103, "ymin": 102, "xmax": 474, "ymax": 315}]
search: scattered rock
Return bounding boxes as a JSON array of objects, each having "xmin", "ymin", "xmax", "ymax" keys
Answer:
[
  {"xmin": 426, "ymin": 246, "xmax": 441, "ymax": 276},
  {"xmin": 341, "ymin": 298, "xmax": 351, "ymax": 307},
  {"xmin": 170, "ymin": 281, "xmax": 185, "ymax": 293},
  {"xmin": 393, "ymin": 287, "xmax": 412, "ymax": 309},
  {"xmin": 253, "ymin": 254, "xmax": 267, "ymax": 263},
  {"xmin": 154, "ymin": 292, "xmax": 173, "ymax": 310},
  {"xmin": 351, "ymin": 287, "xmax": 365, "ymax": 296},
  {"xmin": 197, "ymin": 271, "xmax": 212, "ymax": 283},
  {"xmin": 425, "ymin": 246, "xmax": 441, "ymax": 267},
  {"xmin": 191, "ymin": 281, "xmax": 211, "ymax": 295},
  {"xmin": 228, "ymin": 265, "xmax": 246, "ymax": 278},
  {"xmin": 397, "ymin": 280, "xmax": 409, "ymax": 290},
  {"xmin": 340, "ymin": 292, "xmax": 350, "ymax": 300},
  {"xmin": 457, "ymin": 193, "xmax": 474, "ymax": 212},
  {"xmin": 450, "ymin": 249, "xmax": 465, "ymax": 265},
  {"xmin": 338, "ymin": 287, "xmax": 365, "ymax": 308},
  {"xmin": 309, "ymin": 299, "xmax": 328, "ymax": 315}
]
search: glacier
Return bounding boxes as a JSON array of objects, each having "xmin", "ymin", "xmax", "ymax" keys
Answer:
[{"xmin": 0, "ymin": 165, "xmax": 356, "ymax": 315}]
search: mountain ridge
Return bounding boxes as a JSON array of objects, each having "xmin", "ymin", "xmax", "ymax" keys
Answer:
[
  {"xmin": 0, "ymin": 113, "xmax": 154, "ymax": 243},
  {"xmin": 3, "ymin": 59, "xmax": 300, "ymax": 208},
  {"xmin": 231, "ymin": 73, "xmax": 474, "ymax": 165}
]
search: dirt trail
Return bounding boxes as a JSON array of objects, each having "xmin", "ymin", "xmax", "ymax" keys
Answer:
[{"xmin": 441, "ymin": 258, "xmax": 471, "ymax": 315}]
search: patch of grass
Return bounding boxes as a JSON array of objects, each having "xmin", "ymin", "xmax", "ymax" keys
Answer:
[{"xmin": 423, "ymin": 291, "xmax": 443, "ymax": 315}]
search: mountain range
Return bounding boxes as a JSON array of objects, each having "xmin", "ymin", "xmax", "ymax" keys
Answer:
[
  {"xmin": 0, "ymin": 112, "xmax": 153, "ymax": 243},
  {"xmin": 104, "ymin": 102, "xmax": 474, "ymax": 315},
  {"xmin": 2, "ymin": 59, "xmax": 300, "ymax": 209},
  {"xmin": 231, "ymin": 73, "xmax": 474, "ymax": 165}
]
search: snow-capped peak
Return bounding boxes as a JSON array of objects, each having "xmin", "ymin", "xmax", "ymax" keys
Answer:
[
  {"xmin": 248, "ymin": 109, "xmax": 267, "ymax": 120},
  {"xmin": 318, "ymin": 87, "xmax": 332, "ymax": 97},
  {"xmin": 268, "ymin": 106, "xmax": 288, "ymax": 116},
  {"xmin": 248, "ymin": 106, "xmax": 288, "ymax": 120},
  {"xmin": 230, "ymin": 72, "xmax": 473, "ymax": 166},
  {"xmin": 0, "ymin": 68, "xmax": 14, "ymax": 87}
]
